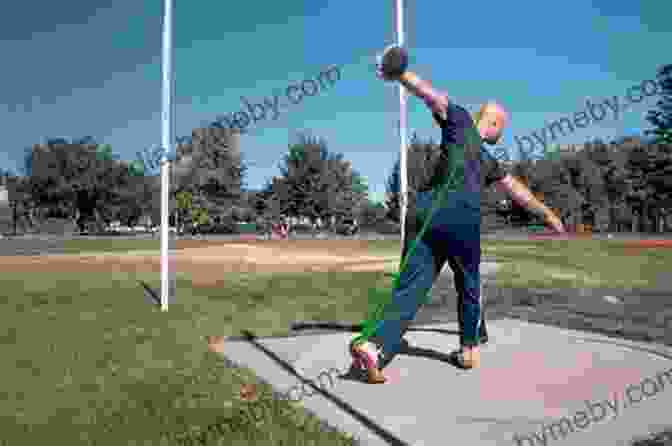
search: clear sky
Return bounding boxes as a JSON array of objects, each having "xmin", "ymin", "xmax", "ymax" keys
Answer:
[{"xmin": 0, "ymin": 1, "xmax": 668, "ymax": 203}]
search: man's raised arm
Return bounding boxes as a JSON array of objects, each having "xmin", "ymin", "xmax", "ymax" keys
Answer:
[{"xmin": 398, "ymin": 72, "xmax": 450, "ymax": 120}]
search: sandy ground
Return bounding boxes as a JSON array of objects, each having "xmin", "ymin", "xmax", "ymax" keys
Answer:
[{"xmin": 0, "ymin": 239, "xmax": 400, "ymax": 286}]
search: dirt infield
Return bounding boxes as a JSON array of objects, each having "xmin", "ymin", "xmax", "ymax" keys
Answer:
[
  {"xmin": 0, "ymin": 240, "xmax": 399, "ymax": 286},
  {"xmin": 172, "ymin": 238, "xmax": 379, "ymax": 253}
]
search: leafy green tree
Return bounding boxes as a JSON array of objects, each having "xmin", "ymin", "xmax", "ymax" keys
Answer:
[
  {"xmin": 639, "ymin": 64, "xmax": 672, "ymax": 231},
  {"xmin": 581, "ymin": 139, "xmax": 630, "ymax": 231},
  {"xmin": 25, "ymin": 137, "xmax": 142, "ymax": 230},
  {"xmin": 384, "ymin": 133, "xmax": 440, "ymax": 222},
  {"xmin": 275, "ymin": 132, "xmax": 366, "ymax": 231},
  {"xmin": 358, "ymin": 200, "xmax": 387, "ymax": 228},
  {"xmin": 3, "ymin": 174, "xmax": 32, "ymax": 234},
  {"xmin": 173, "ymin": 125, "xmax": 247, "ymax": 221},
  {"xmin": 623, "ymin": 136, "xmax": 672, "ymax": 232},
  {"xmin": 645, "ymin": 64, "xmax": 672, "ymax": 145},
  {"xmin": 96, "ymin": 144, "xmax": 119, "ymax": 163},
  {"xmin": 191, "ymin": 207, "xmax": 209, "ymax": 226},
  {"xmin": 175, "ymin": 191, "xmax": 193, "ymax": 230},
  {"xmin": 644, "ymin": 142, "xmax": 672, "ymax": 231},
  {"xmin": 251, "ymin": 181, "xmax": 274, "ymax": 218}
]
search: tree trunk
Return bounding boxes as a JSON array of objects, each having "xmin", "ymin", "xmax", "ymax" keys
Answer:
[
  {"xmin": 609, "ymin": 203, "xmax": 616, "ymax": 232},
  {"xmin": 12, "ymin": 201, "xmax": 17, "ymax": 236}
]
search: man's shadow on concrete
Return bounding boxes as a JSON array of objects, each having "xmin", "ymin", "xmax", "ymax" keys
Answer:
[
  {"xmin": 292, "ymin": 319, "xmax": 472, "ymax": 367},
  {"xmin": 236, "ymin": 326, "xmax": 470, "ymax": 444},
  {"xmin": 291, "ymin": 323, "xmax": 467, "ymax": 381},
  {"xmin": 239, "ymin": 329, "xmax": 411, "ymax": 446}
]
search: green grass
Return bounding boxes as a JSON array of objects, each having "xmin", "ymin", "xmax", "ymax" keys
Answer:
[
  {"xmin": 0, "ymin": 269, "xmax": 389, "ymax": 445},
  {"xmin": 483, "ymin": 239, "xmax": 672, "ymax": 289},
  {"xmin": 3, "ymin": 237, "xmax": 669, "ymax": 444},
  {"xmin": 60, "ymin": 238, "xmax": 160, "ymax": 254},
  {"xmin": 355, "ymin": 239, "xmax": 400, "ymax": 257}
]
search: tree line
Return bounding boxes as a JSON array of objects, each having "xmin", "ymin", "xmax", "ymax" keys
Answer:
[
  {"xmin": 1, "ymin": 64, "xmax": 669, "ymax": 235},
  {"xmin": 1, "ymin": 128, "xmax": 382, "ymax": 234}
]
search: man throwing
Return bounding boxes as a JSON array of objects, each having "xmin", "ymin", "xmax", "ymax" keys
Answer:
[{"xmin": 349, "ymin": 46, "xmax": 565, "ymax": 383}]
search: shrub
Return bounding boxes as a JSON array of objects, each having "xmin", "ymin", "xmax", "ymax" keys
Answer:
[
  {"xmin": 212, "ymin": 217, "xmax": 238, "ymax": 234},
  {"xmin": 374, "ymin": 220, "xmax": 400, "ymax": 234},
  {"xmin": 291, "ymin": 223, "xmax": 314, "ymax": 233}
]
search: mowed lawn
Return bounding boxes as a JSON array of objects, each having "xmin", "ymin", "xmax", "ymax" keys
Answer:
[
  {"xmin": 1, "ymin": 269, "xmax": 387, "ymax": 445},
  {"xmin": 2, "ymin": 237, "xmax": 669, "ymax": 445},
  {"xmin": 59, "ymin": 237, "xmax": 161, "ymax": 254},
  {"xmin": 483, "ymin": 238, "xmax": 672, "ymax": 289}
]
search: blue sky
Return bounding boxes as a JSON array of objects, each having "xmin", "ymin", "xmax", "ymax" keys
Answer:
[{"xmin": 0, "ymin": 1, "xmax": 668, "ymax": 203}]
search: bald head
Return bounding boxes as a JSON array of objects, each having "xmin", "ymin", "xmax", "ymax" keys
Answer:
[
  {"xmin": 482, "ymin": 101, "xmax": 508, "ymax": 122},
  {"xmin": 476, "ymin": 101, "xmax": 508, "ymax": 145}
]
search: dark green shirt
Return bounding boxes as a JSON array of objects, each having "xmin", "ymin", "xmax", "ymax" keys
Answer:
[{"xmin": 423, "ymin": 102, "xmax": 508, "ymax": 194}]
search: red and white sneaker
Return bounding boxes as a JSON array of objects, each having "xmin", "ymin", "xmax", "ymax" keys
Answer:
[
  {"xmin": 349, "ymin": 339, "xmax": 387, "ymax": 384},
  {"xmin": 453, "ymin": 346, "xmax": 481, "ymax": 369}
]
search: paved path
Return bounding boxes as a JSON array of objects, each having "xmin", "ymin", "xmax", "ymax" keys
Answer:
[
  {"xmin": 222, "ymin": 321, "xmax": 672, "ymax": 446},
  {"xmin": 216, "ymin": 264, "xmax": 672, "ymax": 446}
]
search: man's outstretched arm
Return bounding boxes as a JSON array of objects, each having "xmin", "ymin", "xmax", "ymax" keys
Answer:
[{"xmin": 495, "ymin": 174, "xmax": 566, "ymax": 233}]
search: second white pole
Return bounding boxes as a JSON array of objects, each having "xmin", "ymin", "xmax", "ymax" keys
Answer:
[
  {"xmin": 395, "ymin": 0, "xmax": 408, "ymax": 252},
  {"xmin": 160, "ymin": 0, "xmax": 174, "ymax": 311}
]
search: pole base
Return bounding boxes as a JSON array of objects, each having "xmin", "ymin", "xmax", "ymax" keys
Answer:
[{"xmin": 139, "ymin": 280, "xmax": 176, "ymax": 308}]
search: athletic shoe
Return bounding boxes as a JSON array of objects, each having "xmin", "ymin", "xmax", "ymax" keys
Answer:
[
  {"xmin": 206, "ymin": 336, "xmax": 225, "ymax": 354},
  {"xmin": 452, "ymin": 346, "xmax": 481, "ymax": 369},
  {"xmin": 349, "ymin": 340, "xmax": 387, "ymax": 384}
]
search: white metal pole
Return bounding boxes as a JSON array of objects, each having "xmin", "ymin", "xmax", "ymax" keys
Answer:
[
  {"xmin": 395, "ymin": 0, "xmax": 408, "ymax": 252},
  {"xmin": 160, "ymin": 0, "xmax": 174, "ymax": 311}
]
